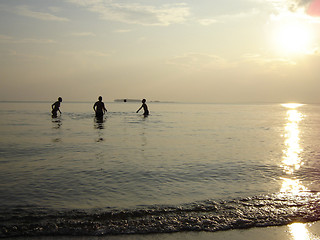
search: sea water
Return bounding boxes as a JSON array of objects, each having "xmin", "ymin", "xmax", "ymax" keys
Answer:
[{"xmin": 0, "ymin": 102, "xmax": 319, "ymax": 237}]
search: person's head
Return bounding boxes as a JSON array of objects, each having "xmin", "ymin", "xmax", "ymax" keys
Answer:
[
  {"xmin": 98, "ymin": 96, "xmax": 102, "ymax": 101},
  {"xmin": 58, "ymin": 97, "xmax": 62, "ymax": 102},
  {"xmin": 142, "ymin": 99, "xmax": 146, "ymax": 103}
]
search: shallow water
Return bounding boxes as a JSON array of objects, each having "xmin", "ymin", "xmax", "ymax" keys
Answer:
[{"xmin": 0, "ymin": 102, "xmax": 319, "ymax": 237}]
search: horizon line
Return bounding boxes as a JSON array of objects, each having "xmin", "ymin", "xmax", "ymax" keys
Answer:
[{"xmin": 0, "ymin": 100, "xmax": 318, "ymax": 105}]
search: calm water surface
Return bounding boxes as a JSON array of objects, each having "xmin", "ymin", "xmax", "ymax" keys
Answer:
[{"xmin": 0, "ymin": 102, "xmax": 319, "ymax": 237}]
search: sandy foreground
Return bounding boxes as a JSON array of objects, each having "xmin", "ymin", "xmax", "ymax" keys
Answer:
[{"xmin": 10, "ymin": 221, "xmax": 320, "ymax": 240}]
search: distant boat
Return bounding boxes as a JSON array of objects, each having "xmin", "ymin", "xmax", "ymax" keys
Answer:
[
  {"xmin": 114, "ymin": 99, "xmax": 168, "ymax": 103},
  {"xmin": 114, "ymin": 99, "xmax": 141, "ymax": 103}
]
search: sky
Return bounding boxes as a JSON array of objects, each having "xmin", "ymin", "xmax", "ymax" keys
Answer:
[{"xmin": 1, "ymin": 0, "xmax": 320, "ymax": 103}]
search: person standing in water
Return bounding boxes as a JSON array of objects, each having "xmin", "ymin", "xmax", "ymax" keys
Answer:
[
  {"xmin": 136, "ymin": 99, "xmax": 149, "ymax": 116},
  {"xmin": 93, "ymin": 96, "xmax": 107, "ymax": 118},
  {"xmin": 51, "ymin": 97, "xmax": 62, "ymax": 117}
]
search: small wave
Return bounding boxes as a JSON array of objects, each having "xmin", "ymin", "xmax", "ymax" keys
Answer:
[
  {"xmin": 64, "ymin": 112, "xmax": 94, "ymax": 120},
  {"xmin": 1, "ymin": 193, "xmax": 320, "ymax": 237}
]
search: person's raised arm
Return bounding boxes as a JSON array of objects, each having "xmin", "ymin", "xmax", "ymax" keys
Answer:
[{"xmin": 136, "ymin": 105, "xmax": 142, "ymax": 113}]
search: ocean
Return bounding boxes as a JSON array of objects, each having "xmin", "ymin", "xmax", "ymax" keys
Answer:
[{"xmin": 0, "ymin": 101, "xmax": 319, "ymax": 238}]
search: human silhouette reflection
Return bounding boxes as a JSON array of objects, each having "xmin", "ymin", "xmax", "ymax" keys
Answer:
[
  {"xmin": 51, "ymin": 117, "xmax": 62, "ymax": 142},
  {"xmin": 51, "ymin": 97, "xmax": 62, "ymax": 118},
  {"xmin": 94, "ymin": 116, "xmax": 104, "ymax": 129},
  {"xmin": 52, "ymin": 118, "xmax": 62, "ymax": 129},
  {"xmin": 94, "ymin": 117, "xmax": 105, "ymax": 142}
]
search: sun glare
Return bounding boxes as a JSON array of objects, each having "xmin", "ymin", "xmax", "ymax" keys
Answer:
[
  {"xmin": 289, "ymin": 223, "xmax": 311, "ymax": 240},
  {"xmin": 281, "ymin": 103, "xmax": 304, "ymax": 109},
  {"xmin": 272, "ymin": 21, "xmax": 314, "ymax": 55}
]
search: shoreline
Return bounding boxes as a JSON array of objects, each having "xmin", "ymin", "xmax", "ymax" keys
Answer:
[{"xmin": 9, "ymin": 221, "xmax": 320, "ymax": 240}]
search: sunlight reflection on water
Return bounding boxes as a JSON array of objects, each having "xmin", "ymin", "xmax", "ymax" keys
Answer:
[
  {"xmin": 281, "ymin": 104, "xmax": 313, "ymax": 240},
  {"xmin": 280, "ymin": 178, "xmax": 308, "ymax": 194},
  {"xmin": 281, "ymin": 108, "xmax": 304, "ymax": 175},
  {"xmin": 280, "ymin": 104, "xmax": 307, "ymax": 197},
  {"xmin": 289, "ymin": 222, "xmax": 313, "ymax": 240}
]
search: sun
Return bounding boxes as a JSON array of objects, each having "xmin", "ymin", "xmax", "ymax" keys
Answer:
[
  {"xmin": 272, "ymin": 21, "xmax": 314, "ymax": 55},
  {"xmin": 277, "ymin": 24, "xmax": 310, "ymax": 52}
]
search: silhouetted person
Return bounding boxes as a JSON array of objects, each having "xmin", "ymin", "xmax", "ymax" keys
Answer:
[
  {"xmin": 93, "ymin": 96, "xmax": 107, "ymax": 118},
  {"xmin": 51, "ymin": 97, "xmax": 62, "ymax": 118},
  {"xmin": 136, "ymin": 99, "xmax": 149, "ymax": 116}
]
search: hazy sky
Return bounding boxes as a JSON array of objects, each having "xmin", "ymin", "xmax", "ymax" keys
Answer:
[{"xmin": 1, "ymin": 0, "xmax": 320, "ymax": 103}]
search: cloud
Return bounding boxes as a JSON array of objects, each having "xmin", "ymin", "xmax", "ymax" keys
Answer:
[
  {"xmin": 219, "ymin": 8, "xmax": 260, "ymax": 21},
  {"xmin": 12, "ymin": 5, "xmax": 69, "ymax": 21},
  {"xmin": 287, "ymin": 0, "xmax": 313, "ymax": 11},
  {"xmin": 68, "ymin": 0, "xmax": 190, "ymax": 26},
  {"xmin": 71, "ymin": 32, "xmax": 96, "ymax": 37},
  {"xmin": 0, "ymin": 35, "xmax": 56, "ymax": 44},
  {"xmin": 267, "ymin": 0, "xmax": 320, "ymax": 16},
  {"xmin": 17, "ymin": 38, "xmax": 56, "ymax": 44},
  {"xmin": 240, "ymin": 53, "xmax": 297, "ymax": 69},
  {"xmin": 197, "ymin": 8, "xmax": 260, "ymax": 26},
  {"xmin": 60, "ymin": 50, "xmax": 111, "ymax": 57},
  {"xmin": 82, "ymin": 50, "xmax": 111, "ymax": 57},
  {"xmin": 0, "ymin": 35, "xmax": 13, "ymax": 41},
  {"xmin": 167, "ymin": 52, "xmax": 301, "ymax": 76},
  {"xmin": 198, "ymin": 18, "xmax": 218, "ymax": 26},
  {"xmin": 114, "ymin": 29, "xmax": 133, "ymax": 33},
  {"xmin": 0, "ymin": 48, "xmax": 48, "ymax": 61},
  {"xmin": 167, "ymin": 53, "xmax": 228, "ymax": 71}
]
